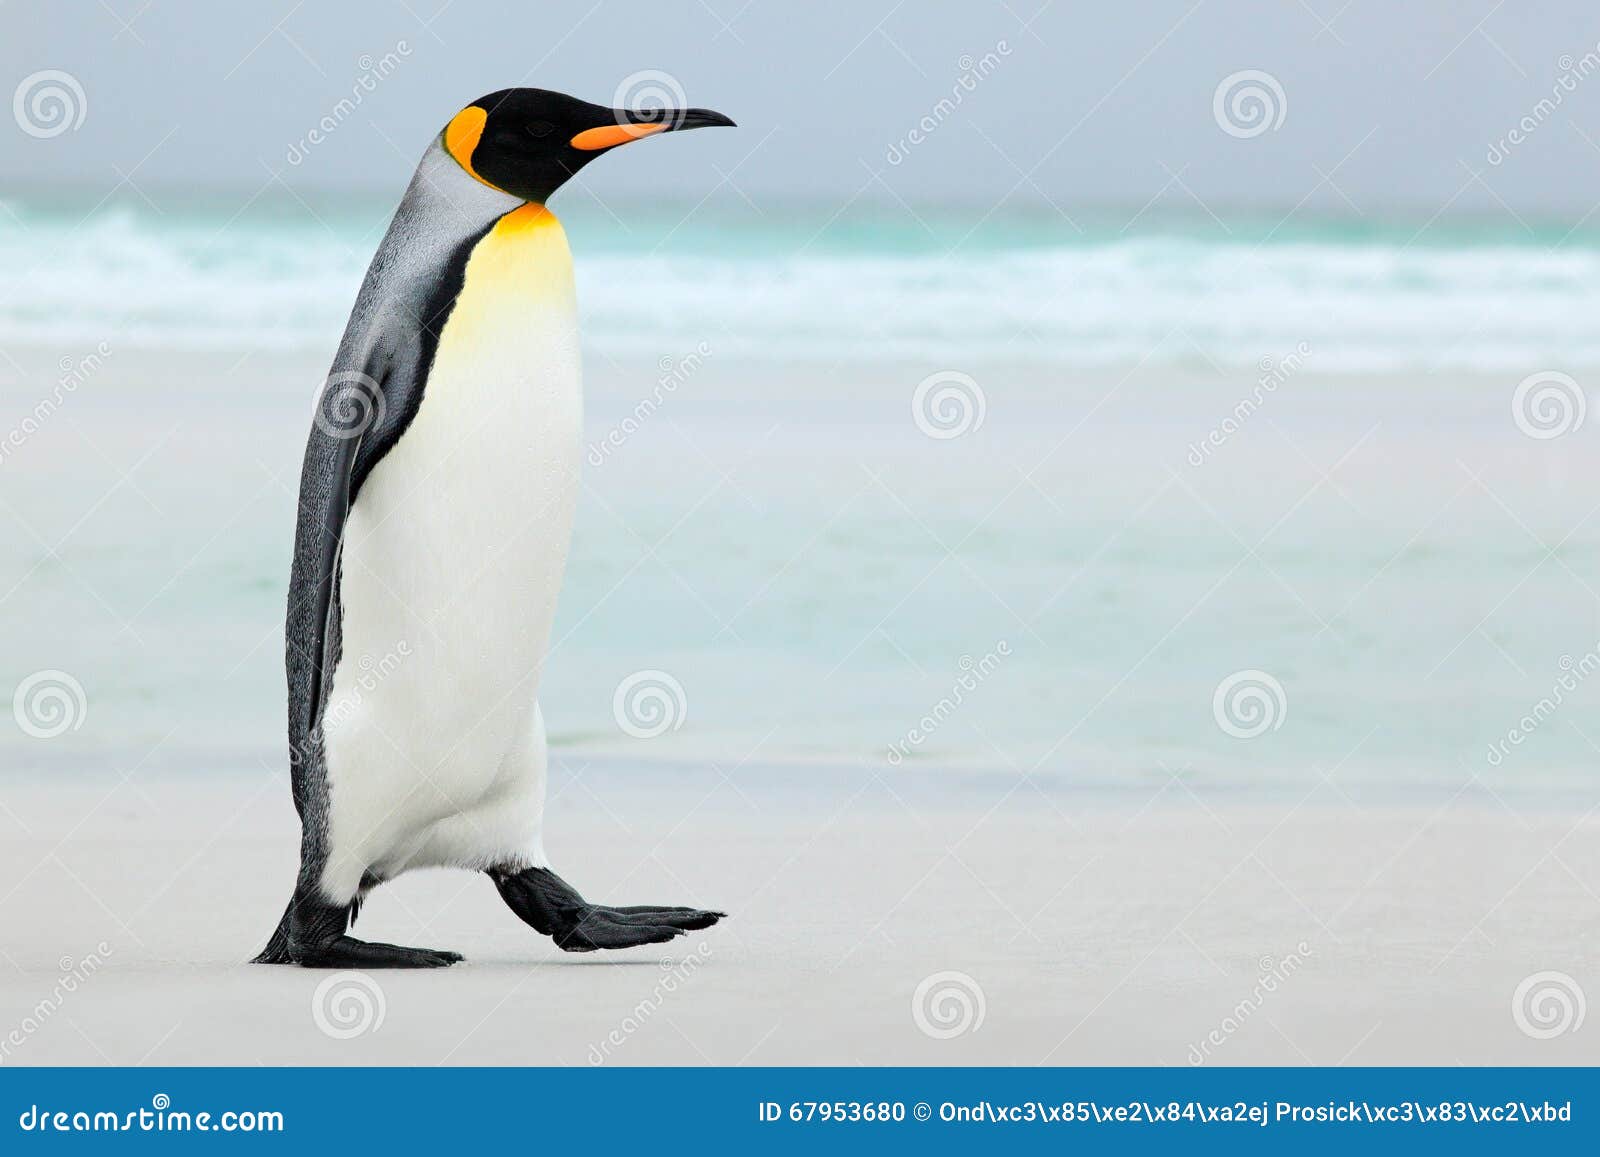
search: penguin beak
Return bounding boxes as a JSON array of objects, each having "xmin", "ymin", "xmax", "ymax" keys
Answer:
[
  {"xmin": 570, "ymin": 108, "xmax": 736, "ymax": 151},
  {"xmin": 661, "ymin": 108, "xmax": 738, "ymax": 132}
]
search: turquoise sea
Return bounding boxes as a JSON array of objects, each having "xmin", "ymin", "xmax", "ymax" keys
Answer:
[
  {"xmin": 2, "ymin": 193, "xmax": 1599, "ymax": 797},
  {"xmin": 7, "ymin": 194, "xmax": 1600, "ymax": 370}
]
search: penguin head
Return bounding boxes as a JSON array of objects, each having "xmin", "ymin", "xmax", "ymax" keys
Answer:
[{"xmin": 441, "ymin": 87, "xmax": 735, "ymax": 203}]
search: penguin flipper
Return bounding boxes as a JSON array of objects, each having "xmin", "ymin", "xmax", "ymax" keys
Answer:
[
  {"xmin": 291, "ymin": 327, "xmax": 431, "ymax": 749},
  {"xmin": 296, "ymin": 364, "xmax": 385, "ymax": 739}
]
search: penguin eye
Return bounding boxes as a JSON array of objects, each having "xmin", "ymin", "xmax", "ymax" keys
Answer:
[{"xmin": 526, "ymin": 121, "xmax": 554, "ymax": 139}]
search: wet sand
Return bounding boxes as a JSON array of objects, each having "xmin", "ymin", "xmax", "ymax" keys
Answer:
[{"xmin": 0, "ymin": 769, "xmax": 1595, "ymax": 1066}]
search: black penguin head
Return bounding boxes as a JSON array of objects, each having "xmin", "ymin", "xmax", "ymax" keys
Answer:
[{"xmin": 441, "ymin": 87, "xmax": 735, "ymax": 203}]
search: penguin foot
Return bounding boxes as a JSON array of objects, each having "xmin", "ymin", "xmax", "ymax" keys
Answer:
[
  {"xmin": 290, "ymin": 935, "xmax": 462, "ymax": 969},
  {"xmin": 258, "ymin": 892, "xmax": 463, "ymax": 967},
  {"xmin": 489, "ymin": 866, "xmax": 724, "ymax": 953},
  {"xmin": 554, "ymin": 906, "xmax": 722, "ymax": 952}
]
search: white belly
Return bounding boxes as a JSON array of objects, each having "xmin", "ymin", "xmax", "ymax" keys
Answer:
[{"xmin": 320, "ymin": 205, "xmax": 580, "ymax": 892}]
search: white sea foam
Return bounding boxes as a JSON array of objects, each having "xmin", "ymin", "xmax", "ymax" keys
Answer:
[{"xmin": 6, "ymin": 202, "xmax": 1600, "ymax": 371}]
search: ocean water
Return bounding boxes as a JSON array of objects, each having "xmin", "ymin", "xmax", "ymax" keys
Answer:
[
  {"xmin": 7, "ymin": 195, "xmax": 1600, "ymax": 371},
  {"xmin": 3, "ymin": 194, "xmax": 1599, "ymax": 797}
]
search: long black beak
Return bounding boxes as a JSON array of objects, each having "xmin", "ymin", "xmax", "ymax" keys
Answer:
[
  {"xmin": 655, "ymin": 107, "xmax": 737, "ymax": 131},
  {"xmin": 572, "ymin": 107, "xmax": 736, "ymax": 151}
]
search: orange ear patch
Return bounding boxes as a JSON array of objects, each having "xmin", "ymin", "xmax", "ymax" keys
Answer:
[
  {"xmin": 444, "ymin": 106, "xmax": 507, "ymax": 190},
  {"xmin": 444, "ymin": 106, "xmax": 487, "ymax": 167},
  {"xmin": 570, "ymin": 122, "xmax": 668, "ymax": 151}
]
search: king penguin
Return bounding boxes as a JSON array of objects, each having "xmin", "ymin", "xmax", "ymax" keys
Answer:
[{"xmin": 254, "ymin": 89, "xmax": 735, "ymax": 967}]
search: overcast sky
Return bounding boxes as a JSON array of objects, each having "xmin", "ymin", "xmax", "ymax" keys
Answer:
[{"xmin": 7, "ymin": 1, "xmax": 1600, "ymax": 218}]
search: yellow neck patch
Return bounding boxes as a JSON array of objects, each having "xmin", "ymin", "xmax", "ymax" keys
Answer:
[
  {"xmin": 443, "ymin": 106, "xmax": 508, "ymax": 193},
  {"xmin": 494, "ymin": 203, "xmax": 557, "ymax": 234},
  {"xmin": 442, "ymin": 203, "xmax": 573, "ymax": 344}
]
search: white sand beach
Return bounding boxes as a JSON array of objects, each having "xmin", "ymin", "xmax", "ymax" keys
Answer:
[
  {"xmin": 0, "ymin": 769, "xmax": 1595, "ymax": 1067},
  {"xmin": 3, "ymin": 344, "xmax": 1600, "ymax": 1069}
]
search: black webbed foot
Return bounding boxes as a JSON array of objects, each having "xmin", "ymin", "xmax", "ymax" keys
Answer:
[
  {"xmin": 289, "ymin": 935, "xmax": 462, "ymax": 968},
  {"xmin": 255, "ymin": 891, "xmax": 462, "ymax": 968},
  {"xmin": 489, "ymin": 866, "xmax": 724, "ymax": 953}
]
